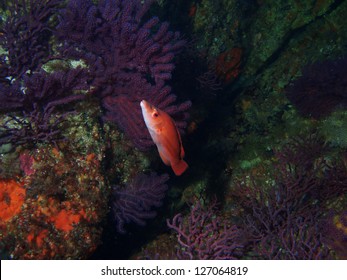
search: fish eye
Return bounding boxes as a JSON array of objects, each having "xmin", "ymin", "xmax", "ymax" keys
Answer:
[{"xmin": 152, "ymin": 112, "xmax": 159, "ymax": 118}]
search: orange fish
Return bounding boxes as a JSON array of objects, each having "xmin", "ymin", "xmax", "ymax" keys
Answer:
[{"xmin": 140, "ymin": 100, "xmax": 188, "ymax": 176}]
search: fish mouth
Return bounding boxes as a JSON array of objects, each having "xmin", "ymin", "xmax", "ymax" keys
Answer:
[{"xmin": 140, "ymin": 100, "xmax": 149, "ymax": 109}]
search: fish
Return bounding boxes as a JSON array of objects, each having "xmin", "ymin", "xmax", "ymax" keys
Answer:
[{"xmin": 140, "ymin": 100, "xmax": 188, "ymax": 176}]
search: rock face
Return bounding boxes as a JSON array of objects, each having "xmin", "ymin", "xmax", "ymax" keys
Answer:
[
  {"xmin": 0, "ymin": 109, "xmax": 109, "ymax": 259},
  {"xmin": 1, "ymin": 0, "xmax": 347, "ymax": 260}
]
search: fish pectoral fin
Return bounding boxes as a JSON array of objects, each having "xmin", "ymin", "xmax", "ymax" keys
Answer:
[
  {"xmin": 180, "ymin": 145, "xmax": 185, "ymax": 159},
  {"xmin": 155, "ymin": 127, "xmax": 163, "ymax": 134},
  {"xmin": 159, "ymin": 150, "xmax": 171, "ymax": 166},
  {"xmin": 175, "ymin": 126, "xmax": 185, "ymax": 158}
]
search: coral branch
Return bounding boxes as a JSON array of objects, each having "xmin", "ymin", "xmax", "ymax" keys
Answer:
[
  {"xmin": 112, "ymin": 172, "xmax": 169, "ymax": 234},
  {"xmin": 167, "ymin": 201, "xmax": 244, "ymax": 260},
  {"xmin": 0, "ymin": 0, "xmax": 60, "ymax": 79}
]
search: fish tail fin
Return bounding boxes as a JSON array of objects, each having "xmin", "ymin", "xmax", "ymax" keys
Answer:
[{"xmin": 172, "ymin": 160, "xmax": 188, "ymax": 176}]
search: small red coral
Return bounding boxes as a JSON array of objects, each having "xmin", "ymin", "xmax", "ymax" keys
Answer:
[
  {"xmin": 27, "ymin": 229, "xmax": 48, "ymax": 248},
  {"xmin": 188, "ymin": 5, "xmax": 197, "ymax": 17},
  {"xmin": 51, "ymin": 208, "xmax": 86, "ymax": 232},
  {"xmin": 0, "ymin": 179, "xmax": 26, "ymax": 223},
  {"xmin": 215, "ymin": 48, "xmax": 243, "ymax": 83}
]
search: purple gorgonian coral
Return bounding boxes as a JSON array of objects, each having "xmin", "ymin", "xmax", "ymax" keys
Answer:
[
  {"xmin": 233, "ymin": 135, "xmax": 344, "ymax": 259},
  {"xmin": 0, "ymin": 0, "xmax": 60, "ymax": 80},
  {"xmin": 167, "ymin": 200, "xmax": 244, "ymax": 260},
  {"xmin": 0, "ymin": 0, "xmax": 87, "ymax": 147},
  {"xmin": 112, "ymin": 172, "xmax": 169, "ymax": 234},
  {"xmin": 0, "ymin": 68, "xmax": 87, "ymax": 146},
  {"xmin": 56, "ymin": 0, "xmax": 191, "ymax": 150}
]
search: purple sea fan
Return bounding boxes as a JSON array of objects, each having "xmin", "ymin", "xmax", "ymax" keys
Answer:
[
  {"xmin": 56, "ymin": 0, "xmax": 191, "ymax": 150},
  {"xmin": 0, "ymin": 0, "xmax": 61, "ymax": 80},
  {"xmin": 56, "ymin": 0, "xmax": 184, "ymax": 85},
  {"xmin": 233, "ymin": 135, "xmax": 334, "ymax": 259},
  {"xmin": 285, "ymin": 57, "xmax": 347, "ymax": 119},
  {"xmin": 112, "ymin": 172, "xmax": 169, "ymax": 234},
  {"xmin": 167, "ymin": 201, "xmax": 244, "ymax": 260},
  {"xmin": 0, "ymin": 68, "xmax": 87, "ymax": 146},
  {"xmin": 0, "ymin": 83, "xmax": 25, "ymax": 111}
]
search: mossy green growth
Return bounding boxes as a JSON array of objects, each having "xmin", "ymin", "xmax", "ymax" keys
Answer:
[
  {"xmin": 0, "ymin": 143, "xmax": 12, "ymax": 154},
  {"xmin": 319, "ymin": 109, "xmax": 347, "ymax": 148},
  {"xmin": 102, "ymin": 122, "xmax": 151, "ymax": 186},
  {"xmin": 155, "ymin": 0, "xmax": 166, "ymax": 7},
  {"xmin": 239, "ymin": 156, "xmax": 262, "ymax": 170},
  {"xmin": 243, "ymin": 0, "xmax": 345, "ymax": 77},
  {"xmin": 178, "ymin": 177, "xmax": 208, "ymax": 208},
  {"xmin": 0, "ymin": 149, "xmax": 20, "ymax": 178},
  {"xmin": 193, "ymin": 0, "xmax": 241, "ymax": 59},
  {"xmin": 0, "ymin": 46, "xmax": 6, "ymax": 56},
  {"xmin": 62, "ymin": 97, "xmax": 104, "ymax": 156},
  {"xmin": 0, "ymin": 3, "xmax": 9, "ymax": 19},
  {"xmin": 63, "ymin": 95, "xmax": 151, "ymax": 186},
  {"xmin": 42, "ymin": 59, "xmax": 88, "ymax": 73}
]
